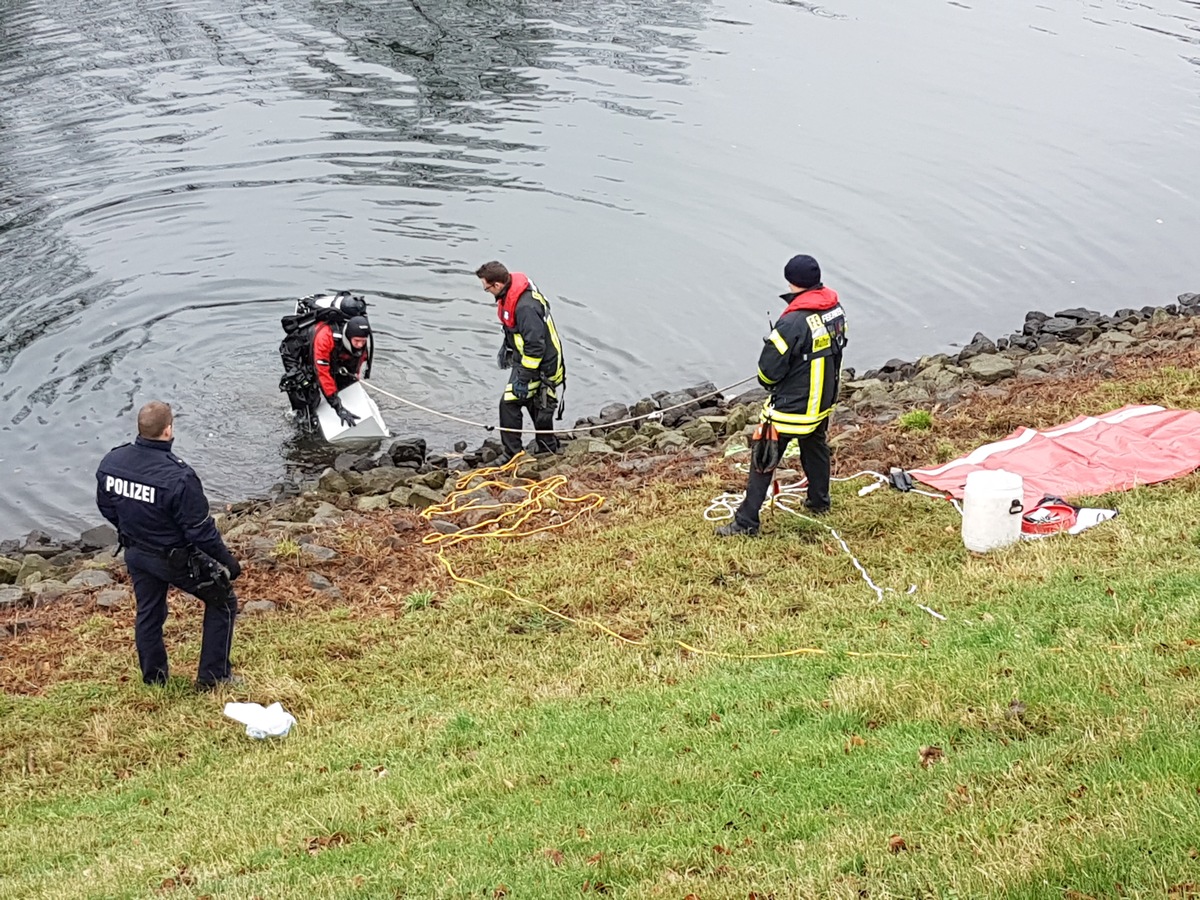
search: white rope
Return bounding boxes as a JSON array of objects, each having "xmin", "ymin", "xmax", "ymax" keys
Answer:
[
  {"xmin": 362, "ymin": 375, "xmax": 757, "ymax": 437},
  {"xmin": 706, "ymin": 472, "xmax": 947, "ymax": 620}
]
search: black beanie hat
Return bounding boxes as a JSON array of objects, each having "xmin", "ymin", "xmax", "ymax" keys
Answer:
[
  {"xmin": 784, "ymin": 254, "xmax": 821, "ymax": 289},
  {"xmin": 345, "ymin": 316, "xmax": 370, "ymax": 339}
]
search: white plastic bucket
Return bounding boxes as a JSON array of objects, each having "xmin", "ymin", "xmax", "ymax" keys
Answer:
[{"xmin": 961, "ymin": 469, "xmax": 1024, "ymax": 553}]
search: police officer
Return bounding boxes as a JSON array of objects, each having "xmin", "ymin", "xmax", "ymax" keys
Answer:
[
  {"xmin": 716, "ymin": 254, "xmax": 848, "ymax": 536},
  {"xmin": 95, "ymin": 401, "xmax": 242, "ymax": 690},
  {"xmin": 476, "ymin": 260, "xmax": 566, "ymax": 460}
]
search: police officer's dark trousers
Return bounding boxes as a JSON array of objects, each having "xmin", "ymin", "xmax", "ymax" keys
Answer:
[
  {"xmin": 734, "ymin": 419, "xmax": 831, "ymax": 529},
  {"xmin": 124, "ymin": 546, "xmax": 238, "ymax": 685},
  {"xmin": 499, "ymin": 395, "xmax": 558, "ymax": 458}
]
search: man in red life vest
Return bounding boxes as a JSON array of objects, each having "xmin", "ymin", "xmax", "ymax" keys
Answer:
[
  {"xmin": 715, "ymin": 254, "xmax": 848, "ymax": 536},
  {"xmin": 312, "ymin": 315, "xmax": 372, "ymax": 427},
  {"xmin": 476, "ymin": 260, "xmax": 567, "ymax": 460}
]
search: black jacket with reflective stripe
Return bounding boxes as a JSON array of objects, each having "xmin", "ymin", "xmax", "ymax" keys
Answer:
[
  {"xmin": 503, "ymin": 286, "xmax": 565, "ymax": 387},
  {"xmin": 756, "ymin": 289, "xmax": 848, "ymax": 434}
]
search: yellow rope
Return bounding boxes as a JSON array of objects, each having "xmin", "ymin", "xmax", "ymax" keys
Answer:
[{"xmin": 418, "ymin": 455, "xmax": 908, "ymax": 660}]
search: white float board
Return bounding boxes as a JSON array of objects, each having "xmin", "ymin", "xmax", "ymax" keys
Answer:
[{"xmin": 316, "ymin": 381, "xmax": 390, "ymax": 442}]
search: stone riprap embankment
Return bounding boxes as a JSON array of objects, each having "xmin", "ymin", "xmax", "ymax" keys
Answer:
[{"xmin": 1, "ymin": 292, "xmax": 1195, "ymax": 620}]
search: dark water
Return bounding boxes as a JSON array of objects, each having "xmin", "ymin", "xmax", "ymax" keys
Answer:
[{"xmin": 1, "ymin": 0, "xmax": 1198, "ymax": 539}]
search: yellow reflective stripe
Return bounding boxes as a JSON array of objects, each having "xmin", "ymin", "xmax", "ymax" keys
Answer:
[
  {"xmin": 768, "ymin": 329, "xmax": 788, "ymax": 355},
  {"xmin": 760, "ymin": 400, "xmax": 829, "ymax": 435},
  {"xmin": 806, "ymin": 357, "xmax": 825, "ymax": 418},
  {"xmin": 520, "ymin": 355, "xmax": 541, "ymax": 369},
  {"xmin": 504, "ymin": 379, "xmax": 542, "ymax": 401},
  {"xmin": 757, "ymin": 368, "xmax": 779, "ymax": 385},
  {"xmin": 764, "ymin": 407, "xmax": 827, "ymax": 425},
  {"xmin": 545, "ymin": 311, "xmax": 565, "ymax": 383}
]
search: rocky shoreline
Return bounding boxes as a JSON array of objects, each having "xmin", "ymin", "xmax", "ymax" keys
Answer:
[{"xmin": 2, "ymin": 291, "xmax": 1197, "ymax": 623}]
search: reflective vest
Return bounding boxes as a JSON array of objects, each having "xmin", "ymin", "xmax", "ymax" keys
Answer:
[
  {"xmin": 756, "ymin": 286, "xmax": 847, "ymax": 436},
  {"xmin": 499, "ymin": 273, "xmax": 565, "ymax": 388}
]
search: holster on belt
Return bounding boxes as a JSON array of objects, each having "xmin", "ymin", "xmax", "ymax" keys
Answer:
[{"xmin": 750, "ymin": 421, "xmax": 782, "ymax": 474}]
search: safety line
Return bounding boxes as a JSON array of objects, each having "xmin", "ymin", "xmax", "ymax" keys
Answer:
[
  {"xmin": 704, "ymin": 474, "xmax": 949, "ymax": 621},
  {"xmin": 363, "ymin": 375, "xmax": 757, "ymax": 436},
  {"xmin": 418, "ymin": 455, "xmax": 911, "ymax": 660}
]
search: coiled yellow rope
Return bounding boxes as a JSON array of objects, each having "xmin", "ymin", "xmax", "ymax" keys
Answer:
[{"xmin": 419, "ymin": 455, "xmax": 908, "ymax": 660}]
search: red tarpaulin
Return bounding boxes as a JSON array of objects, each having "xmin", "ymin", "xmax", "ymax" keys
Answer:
[{"xmin": 910, "ymin": 405, "xmax": 1200, "ymax": 508}]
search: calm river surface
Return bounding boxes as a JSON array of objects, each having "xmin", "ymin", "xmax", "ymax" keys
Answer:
[{"xmin": 1, "ymin": 0, "xmax": 1198, "ymax": 538}]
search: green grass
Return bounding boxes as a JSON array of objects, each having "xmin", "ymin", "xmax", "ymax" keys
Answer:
[
  {"xmin": 897, "ymin": 409, "xmax": 934, "ymax": 431},
  {"xmin": 3, "ymin": 463, "xmax": 1200, "ymax": 896}
]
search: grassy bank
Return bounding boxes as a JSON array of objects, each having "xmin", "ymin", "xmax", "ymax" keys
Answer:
[{"xmin": 2, "ymin": 360, "xmax": 1200, "ymax": 899}]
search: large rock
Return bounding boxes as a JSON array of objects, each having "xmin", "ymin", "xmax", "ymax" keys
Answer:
[
  {"xmin": 415, "ymin": 470, "xmax": 448, "ymax": 491},
  {"xmin": 891, "ymin": 383, "xmax": 932, "ymax": 404},
  {"xmin": 242, "ymin": 600, "xmax": 277, "ymax": 615},
  {"xmin": 1039, "ymin": 316, "xmax": 1095, "ymax": 341},
  {"xmin": 95, "ymin": 589, "xmax": 130, "ymax": 609},
  {"xmin": 618, "ymin": 435, "xmax": 653, "ymax": 453},
  {"xmin": 681, "ymin": 420, "xmax": 718, "ymax": 446},
  {"xmin": 630, "ymin": 398, "xmax": 659, "ymax": 419},
  {"xmin": 1019, "ymin": 352, "xmax": 1062, "ymax": 373},
  {"xmin": 564, "ymin": 440, "xmax": 616, "ymax": 459},
  {"xmin": 0, "ymin": 556, "xmax": 21, "ymax": 585},
  {"xmin": 844, "ymin": 379, "xmax": 889, "ymax": 403},
  {"xmin": 404, "ymin": 485, "xmax": 446, "ymax": 510},
  {"xmin": 301, "ymin": 545, "xmax": 338, "ymax": 562},
  {"xmin": 724, "ymin": 406, "xmax": 752, "ymax": 436},
  {"xmin": 317, "ymin": 468, "xmax": 350, "ymax": 494},
  {"xmin": 1092, "ymin": 331, "xmax": 1137, "ymax": 348},
  {"xmin": 389, "ymin": 437, "xmax": 427, "ymax": 466},
  {"xmin": 333, "ymin": 452, "xmax": 367, "ymax": 474},
  {"xmin": 27, "ymin": 580, "xmax": 70, "ymax": 601},
  {"xmin": 965, "ymin": 354, "xmax": 1018, "ymax": 384},
  {"xmin": 729, "ymin": 387, "xmax": 769, "ymax": 408},
  {"xmin": 0, "ymin": 586, "xmax": 28, "ymax": 608},
  {"xmin": 598, "ymin": 402, "xmax": 630, "ymax": 424},
  {"xmin": 956, "ymin": 333, "xmax": 997, "ymax": 363},
  {"xmin": 79, "ymin": 524, "xmax": 118, "ymax": 552},
  {"xmin": 308, "ymin": 502, "xmax": 343, "ymax": 525},
  {"xmin": 67, "ymin": 570, "xmax": 114, "ymax": 590},
  {"xmin": 604, "ymin": 426, "xmax": 637, "ymax": 445},
  {"xmin": 355, "ymin": 467, "xmax": 413, "ymax": 495},
  {"xmin": 657, "ymin": 391, "xmax": 699, "ymax": 427},
  {"xmin": 16, "ymin": 555, "xmax": 52, "ymax": 585},
  {"xmin": 653, "ymin": 431, "xmax": 689, "ymax": 452},
  {"xmin": 356, "ymin": 495, "xmax": 391, "ymax": 511},
  {"xmin": 912, "ymin": 364, "xmax": 960, "ymax": 392},
  {"xmin": 349, "ymin": 455, "xmax": 379, "ymax": 473},
  {"xmin": 684, "ymin": 381, "xmax": 720, "ymax": 401},
  {"xmin": 307, "ymin": 573, "xmax": 343, "ymax": 599}
]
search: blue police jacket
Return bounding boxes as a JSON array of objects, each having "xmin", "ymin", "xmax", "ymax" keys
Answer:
[{"xmin": 95, "ymin": 436, "xmax": 236, "ymax": 568}]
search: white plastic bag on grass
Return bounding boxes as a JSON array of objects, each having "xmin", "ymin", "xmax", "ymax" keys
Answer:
[{"xmin": 223, "ymin": 701, "xmax": 297, "ymax": 739}]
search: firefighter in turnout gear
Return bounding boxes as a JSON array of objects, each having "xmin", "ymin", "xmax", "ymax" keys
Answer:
[
  {"xmin": 476, "ymin": 260, "xmax": 566, "ymax": 460},
  {"xmin": 95, "ymin": 401, "xmax": 243, "ymax": 689},
  {"xmin": 715, "ymin": 254, "xmax": 848, "ymax": 536}
]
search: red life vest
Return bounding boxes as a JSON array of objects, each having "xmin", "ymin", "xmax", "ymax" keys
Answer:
[
  {"xmin": 781, "ymin": 285, "xmax": 840, "ymax": 315},
  {"xmin": 496, "ymin": 272, "xmax": 531, "ymax": 328}
]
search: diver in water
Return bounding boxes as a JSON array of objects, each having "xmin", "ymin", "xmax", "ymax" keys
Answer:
[{"xmin": 278, "ymin": 292, "xmax": 373, "ymax": 432}]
